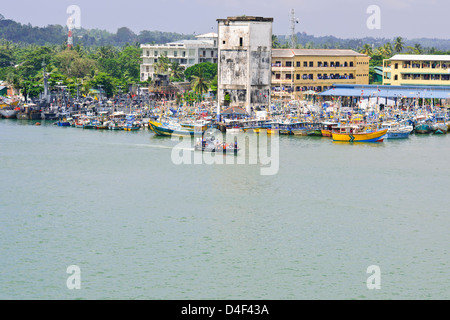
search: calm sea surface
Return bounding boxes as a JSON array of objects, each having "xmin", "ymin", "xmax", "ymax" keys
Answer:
[{"xmin": 0, "ymin": 119, "xmax": 448, "ymax": 300}]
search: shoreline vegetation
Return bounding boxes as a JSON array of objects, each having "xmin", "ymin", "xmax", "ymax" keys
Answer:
[{"xmin": 1, "ymin": 15, "xmax": 450, "ymax": 100}]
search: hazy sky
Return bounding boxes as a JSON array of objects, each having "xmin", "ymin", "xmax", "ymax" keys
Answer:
[{"xmin": 1, "ymin": 0, "xmax": 449, "ymax": 39}]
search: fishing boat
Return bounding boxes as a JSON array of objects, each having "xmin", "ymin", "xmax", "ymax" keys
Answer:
[
  {"xmin": 41, "ymin": 109, "xmax": 58, "ymax": 120},
  {"xmin": 16, "ymin": 104, "xmax": 41, "ymax": 120},
  {"xmin": 56, "ymin": 120, "xmax": 72, "ymax": 127},
  {"xmin": 431, "ymin": 116, "xmax": 448, "ymax": 134},
  {"xmin": 321, "ymin": 121, "xmax": 339, "ymax": 137},
  {"xmin": 306, "ymin": 122, "xmax": 323, "ymax": 136},
  {"xmin": 149, "ymin": 120, "xmax": 206, "ymax": 137},
  {"xmin": 0, "ymin": 106, "xmax": 19, "ymax": 119},
  {"xmin": 108, "ymin": 121, "xmax": 124, "ymax": 130},
  {"xmin": 381, "ymin": 121, "xmax": 413, "ymax": 139},
  {"xmin": 290, "ymin": 122, "xmax": 309, "ymax": 136},
  {"xmin": 195, "ymin": 136, "xmax": 240, "ymax": 154},
  {"xmin": 124, "ymin": 115, "xmax": 141, "ymax": 131},
  {"xmin": 414, "ymin": 115, "xmax": 432, "ymax": 134},
  {"xmin": 332, "ymin": 126, "xmax": 387, "ymax": 143}
]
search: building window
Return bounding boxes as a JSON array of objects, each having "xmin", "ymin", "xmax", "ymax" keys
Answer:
[
  {"xmin": 154, "ymin": 51, "xmax": 158, "ymax": 57},
  {"xmin": 286, "ymin": 61, "xmax": 292, "ymax": 67},
  {"xmin": 146, "ymin": 51, "xmax": 149, "ymax": 56},
  {"xmin": 394, "ymin": 75, "xmax": 398, "ymax": 81},
  {"xmin": 350, "ymin": 62, "xmax": 353, "ymax": 67},
  {"xmin": 182, "ymin": 51, "xmax": 186, "ymax": 57},
  {"xmin": 240, "ymin": 37, "xmax": 243, "ymax": 47},
  {"xmin": 304, "ymin": 62, "xmax": 308, "ymax": 67},
  {"xmin": 286, "ymin": 74, "xmax": 292, "ymax": 80},
  {"xmin": 318, "ymin": 62, "xmax": 323, "ymax": 67},
  {"xmin": 296, "ymin": 74, "xmax": 300, "ymax": 80},
  {"xmin": 296, "ymin": 61, "xmax": 301, "ymax": 67},
  {"xmin": 309, "ymin": 62, "xmax": 314, "ymax": 67},
  {"xmin": 275, "ymin": 74, "xmax": 281, "ymax": 79},
  {"xmin": 324, "ymin": 62, "xmax": 328, "ymax": 67},
  {"xmin": 174, "ymin": 51, "xmax": 178, "ymax": 57}
]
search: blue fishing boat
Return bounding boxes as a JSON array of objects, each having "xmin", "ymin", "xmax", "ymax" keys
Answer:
[
  {"xmin": 381, "ymin": 121, "xmax": 413, "ymax": 139},
  {"xmin": 414, "ymin": 121, "xmax": 431, "ymax": 134}
]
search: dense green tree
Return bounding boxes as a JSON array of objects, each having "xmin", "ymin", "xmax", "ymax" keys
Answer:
[{"xmin": 184, "ymin": 62, "xmax": 217, "ymax": 82}]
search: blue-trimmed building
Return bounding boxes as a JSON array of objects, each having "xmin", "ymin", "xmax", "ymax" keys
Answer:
[{"xmin": 319, "ymin": 84, "xmax": 450, "ymax": 100}]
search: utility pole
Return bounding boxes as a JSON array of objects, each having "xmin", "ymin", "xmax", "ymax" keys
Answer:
[
  {"xmin": 290, "ymin": 9, "xmax": 299, "ymax": 49},
  {"xmin": 42, "ymin": 60, "xmax": 49, "ymax": 104}
]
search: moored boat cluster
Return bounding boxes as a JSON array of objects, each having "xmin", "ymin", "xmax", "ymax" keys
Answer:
[{"xmin": 2, "ymin": 100, "xmax": 450, "ymax": 142}]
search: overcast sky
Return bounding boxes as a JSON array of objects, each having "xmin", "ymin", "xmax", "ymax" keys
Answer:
[{"xmin": 1, "ymin": 0, "xmax": 449, "ymax": 39}]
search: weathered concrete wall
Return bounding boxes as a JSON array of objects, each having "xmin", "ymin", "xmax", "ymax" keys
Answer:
[
  {"xmin": 219, "ymin": 50, "xmax": 248, "ymax": 86},
  {"xmin": 250, "ymin": 88, "xmax": 270, "ymax": 104},
  {"xmin": 250, "ymin": 48, "xmax": 271, "ymax": 86}
]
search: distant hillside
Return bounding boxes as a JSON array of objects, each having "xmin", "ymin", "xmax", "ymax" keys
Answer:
[
  {"xmin": 0, "ymin": 14, "xmax": 195, "ymax": 47},
  {"xmin": 1, "ymin": 13, "xmax": 449, "ymax": 51},
  {"xmin": 277, "ymin": 33, "xmax": 450, "ymax": 51}
]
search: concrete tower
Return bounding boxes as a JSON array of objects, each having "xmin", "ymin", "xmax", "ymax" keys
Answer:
[{"xmin": 217, "ymin": 16, "xmax": 273, "ymax": 114}]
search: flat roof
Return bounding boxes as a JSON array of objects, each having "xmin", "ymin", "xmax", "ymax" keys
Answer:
[
  {"xmin": 319, "ymin": 84, "xmax": 450, "ymax": 99},
  {"xmin": 195, "ymin": 32, "xmax": 218, "ymax": 38},
  {"xmin": 389, "ymin": 54, "xmax": 450, "ymax": 62},
  {"xmin": 272, "ymin": 48, "xmax": 367, "ymax": 58},
  {"xmin": 217, "ymin": 16, "xmax": 273, "ymax": 23}
]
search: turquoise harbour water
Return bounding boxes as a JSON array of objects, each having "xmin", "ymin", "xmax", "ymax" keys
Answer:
[{"xmin": 0, "ymin": 119, "xmax": 449, "ymax": 300}]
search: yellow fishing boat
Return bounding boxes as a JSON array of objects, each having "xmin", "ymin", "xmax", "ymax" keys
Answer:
[{"xmin": 332, "ymin": 127, "xmax": 388, "ymax": 143}]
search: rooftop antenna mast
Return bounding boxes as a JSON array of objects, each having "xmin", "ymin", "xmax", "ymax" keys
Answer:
[{"xmin": 290, "ymin": 9, "xmax": 299, "ymax": 48}]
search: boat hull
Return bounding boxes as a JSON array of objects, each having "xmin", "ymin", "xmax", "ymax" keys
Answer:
[
  {"xmin": 414, "ymin": 124, "xmax": 430, "ymax": 134},
  {"xmin": 321, "ymin": 129, "xmax": 332, "ymax": 137},
  {"xmin": 332, "ymin": 129, "xmax": 388, "ymax": 143},
  {"xmin": 150, "ymin": 122, "xmax": 203, "ymax": 137},
  {"xmin": 386, "ymin": 131, "xmax": 411, "ymax": 139},
  {"xmin": 0, "ymin": 109, "xmax": 18, "ymax": 119}
]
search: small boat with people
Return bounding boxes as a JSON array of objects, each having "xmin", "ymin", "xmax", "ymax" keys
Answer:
[{"xmin": 195, "ymin": 135, "xmax": 240, "ymax": 154}]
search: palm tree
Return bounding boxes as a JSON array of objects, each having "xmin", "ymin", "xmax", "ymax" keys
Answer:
[
  {"xmin": 190, "ymin": 66, "xmax": 210, "ymax": 95},
  {"xmin": 414, "ymin": 43, "xmax": 423, "ymax": 54},
  {"xmin": 169, "ymin": 62, "xmax": 185, "ymax": 80},
  {"xmin": 272, "ymin": 35, "xmax": 280, "ymax": 48},
  {"xmin": 394, "ymin": 37, "xmax": 404, "ymax": 53},
  {"xmin": 360, "ymin": 44, "xmax": 373, "ymax": 56},
  {"xmin": 153, "ymin": 54, "xmax": 169, "ymax": 75},
  {"xmin": 383, "ymin": 42, "xmax": 393, "ymax": 57}
]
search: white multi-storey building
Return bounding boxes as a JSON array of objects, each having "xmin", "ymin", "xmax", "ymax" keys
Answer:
[{"xmin": 140, "ymin": 33, "xmax": 218, "ymax": 81}]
